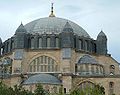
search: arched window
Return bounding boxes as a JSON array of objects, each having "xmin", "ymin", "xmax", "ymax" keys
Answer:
[
  {"xmin": 96, "ymin": 66, "xmax": 99, "ymax": 74},
  {"xmin": 85, "ymin": 64, "xmax": 89, "ymax": 74},
  {"xmin": 47, "ymin": 37, "xmax": 50, "ymax": 48},
  {"xmin": 11, "ymin": 40, "xmax": 14, "ymax": 50},
  {"xmin": 110, "ymin": 65, "xmax": 115, "ymax": 75},
  {"xmin": 85, "ymin": 40, "xmax": 89, "ymax": 51},
  {"xmin": 109, "ymin": 82, "xmax": 114, "ymax": 95},
  {"xmin": 91, "ymin": 65, "xmax": 94, "ymax": 74},
  {"xmin": 31, "ymin": 38, "xmax": 34, "ymax": 49},
  {"xmin": 55, "ymin": 37, "xmax": 59, "ymax": 48},
  {"xmin": 38, "ymin": 38, "xmax": 42, "ymax": 48},
  {"xmin": 29, "ymin": 56, "xmax": 58, "ymax": 73},
  {"xmin": 78, "ymin": 39, "xmax": 83, "ymax": 50},
  {"xmin": 79, "ymin": 81, "xmax": 95, "ymax": 89},
  {"xmin": 92, "ymin": 43, "xmax": 96, "ymax": 53}
]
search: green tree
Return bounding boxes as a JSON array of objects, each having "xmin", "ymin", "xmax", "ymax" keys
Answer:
[
  {"xmin": 70, "ymin": 84, "xmax": 105, "ymax": 95},
  {"xmin": 34, "ymin": 83, "xmax": 47, "ymax": 95},
  {"xmin": 0, "ymin": 81, "xmax": 34, "ymax": 95}
]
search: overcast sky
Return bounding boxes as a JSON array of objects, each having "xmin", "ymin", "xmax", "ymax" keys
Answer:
[{"xmin": 0, "ymin": 0, "xmax": 120, "ymax": 62}]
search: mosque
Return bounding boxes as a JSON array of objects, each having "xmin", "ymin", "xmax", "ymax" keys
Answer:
[{"xmin": 0, "ymin": 3, "xmax": 120, "ymax": 95}]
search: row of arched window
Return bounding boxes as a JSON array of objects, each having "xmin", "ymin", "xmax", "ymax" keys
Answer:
[
  {"xmin": 0, "ymin": 39, "xmax": 14, "ymax": 55},
  {"xmin": 78, "ymin": 39, "xmax": 96, "ymax": 53},
  {"xmin": 0, "ymin": 35, "xmax": 97, "ymax": 55},
  {"xmin": 30, "ymin": 37, "xmax": 59, "ymax": 49},
  {"xmin": 76, "ymin": 64, "xmax": 104, "ymax": 75}
]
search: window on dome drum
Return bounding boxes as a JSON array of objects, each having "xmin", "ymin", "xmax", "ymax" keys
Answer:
[
  {"xmin": 79, "ymin": 81, "xmax": 95, "ymax": 89},
  {"xmin": 96, "ymin": 66, "xmax": 99, "ymax": 74},
  {"xmin": 31, "ymin": 38, "xmax": 34, "ymax": 49},
  {"xmin": 29, "ymin": 56, "xmax": 58, "ymax": 73},
  {"xmin": 109, "ymin": 82, "xmax": 114, "ymax": 95},
  {"xmin": 7, "ymin": 42, "xmax": 9, "ymax": 52},
  {"xmin": 92, "ymin": 43, "xmax": 96, "ymax": 53},
  {"xmin": 47, "ymin": 37, "xmax": 51, "ymax": 48},
  {"xmin": 85, "ymin": 40, "xmax": 89, "ymax": 51},
  {"xmin": 85, "ymin": 64, "xmax": 89, "ymax": 74},
  {"xmin": 110, "ymin": 65, "xmax": 115, "ymax": 75},
  {"xmin": 11, "ymin": 40, "xmax": 14, "ymax": 50},
  {"xmin": 55, "ymin": 37, "xmax": 59, "ymax": 48},
  {"xmin": 78, "ymin": 39, "xmax": 83, "ymax": 50},
  {"xmin": 38, "ymin": 38, "xmax": 42, "ymax": 48},
  {"xmin": 91, "ymin": 65, "xmax": 94, "ymax": 74}
]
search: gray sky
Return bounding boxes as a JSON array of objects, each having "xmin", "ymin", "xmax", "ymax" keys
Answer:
[{"xmin": 0, "ymin": 0, "xmax": 120, "ymax": 62}]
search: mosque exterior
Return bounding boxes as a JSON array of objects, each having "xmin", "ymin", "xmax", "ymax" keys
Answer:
[{"xmin": 0, "ymin": 4, "xmax": 120, "ymax": 95}]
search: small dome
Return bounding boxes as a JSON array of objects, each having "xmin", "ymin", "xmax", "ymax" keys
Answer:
[
  {"xmin": 97, "ymin": 30, "xmax": 107, "ymax": 40},
  {"xmin": 78, "ymin": 55, "xmax": 98, "ymax": 64},
  {"xmin": 23, "ymin": 74, "xmax": 61, "ymax": 85},
  {"xmin": 16, "ymin": 23, "xmax": 27, "ymax": 33},
  {"xmin": 25, "ymin": 17, "xmax": 90, "ymax": 38},
  {"xmin": 98, "ymin": 30, "xmax": 106, "ymax": 37}
]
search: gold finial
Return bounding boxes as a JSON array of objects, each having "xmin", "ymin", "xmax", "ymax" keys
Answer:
[{"xmin": 49, "ymin": 2, "xmax": 55, "ymax": 17}]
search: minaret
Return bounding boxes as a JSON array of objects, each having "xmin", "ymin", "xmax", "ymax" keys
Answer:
[{"xmin": 49, "ymin": 2, "xmax": 55, "ymax": 17}]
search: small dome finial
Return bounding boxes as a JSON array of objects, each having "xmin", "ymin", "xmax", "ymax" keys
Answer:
[{"xmin": 49, "ymin": 1, "xmax": 55, "ymax": 17}]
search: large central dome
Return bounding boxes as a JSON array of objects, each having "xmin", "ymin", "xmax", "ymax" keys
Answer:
[{"xmin": 25, "ymin": 17, "xmax": 90, "ymax": 38}]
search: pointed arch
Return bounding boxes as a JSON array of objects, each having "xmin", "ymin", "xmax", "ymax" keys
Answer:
[{"xmin": 28, "ymin": 55, "xmax": 58, "ymax": 73}]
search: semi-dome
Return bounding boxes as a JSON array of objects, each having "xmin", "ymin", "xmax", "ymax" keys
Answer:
[
  {"xmin": 25, "ymin": 17, "xmax": 90, "ymax": 38},
  {"xmin": 23, "ymin": 74, "xmax": 61, "ymax": 85},
  {"xmin": 78, "ymin": 55, "xmax": 98, "ymax": 64}
]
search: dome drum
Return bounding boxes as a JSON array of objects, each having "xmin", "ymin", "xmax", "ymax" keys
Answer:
[
  {"xmin": 76, "ymin": 55, "xmax": 104, "ymax": 75},
  {"xmin": 76, "ymin": 63, "xmax": 104, "ymax": 75}
]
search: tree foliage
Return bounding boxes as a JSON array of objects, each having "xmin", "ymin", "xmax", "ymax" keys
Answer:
[
  {"xmin": 34, "ymin": 83, "xmax": 47, "ymax": 95},
  {"xmin": 70, "ymin": 84, "xmax": 105, "ymax": 95},
  {"xmin": 0, "ymin": 81, "xmax": 33, "ymax": 95}
]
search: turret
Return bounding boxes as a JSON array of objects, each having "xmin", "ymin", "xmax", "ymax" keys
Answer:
[
  {"xmin": 14, "ymin": 23, "xmax": 27, "ymax": 49},
  {"xmin": 60, "ymin": 22, "xmax": 74, "ymax": 48},
  {"xmin": 97, "ymin": 30, "xmax": 107, "ymax": 55}
]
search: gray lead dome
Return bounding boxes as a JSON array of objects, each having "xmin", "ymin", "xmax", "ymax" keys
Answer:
[
  {"xmin": 25, "ymin": 17, "xmax": 90, "ymax": 38},
  {"xmin": 23, "ymin": 74, "xmax": 61, "ymax": 85}
]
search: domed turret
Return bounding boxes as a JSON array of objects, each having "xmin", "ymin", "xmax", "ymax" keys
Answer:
[
  {"xmin": 60, "ymin": 22, "xmax": 74, "ymax": 48},
  {"xmin": 63, "ymin": 22, "xmax": 73, "ymax": 32},
  {"xmin": 14, "ymin": 23, "xmax": 27, "ymax": 49},
  {"xmin": 97, "ymin": 30, "xmax": 107, "ymax": 55},
  {"xmin": 97, "ymin": 30, "xmax": 107, "ymax": 39},
  {"xmin": 15, "ymin": 23, "xmax": 27, "ymax": 34}
]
